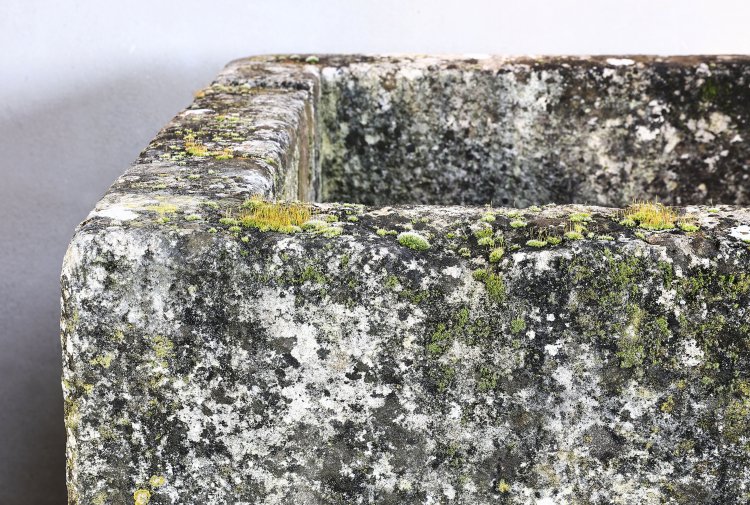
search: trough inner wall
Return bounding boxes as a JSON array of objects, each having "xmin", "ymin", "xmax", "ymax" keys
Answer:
[{"xmin": 315, "ymin": 59, "xmax": 750, "ymax": 207}]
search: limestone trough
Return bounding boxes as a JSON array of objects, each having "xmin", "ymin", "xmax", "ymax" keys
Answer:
[{"xmin": 61, "ymin": 55, "xmax": 750, "ymax": 504}]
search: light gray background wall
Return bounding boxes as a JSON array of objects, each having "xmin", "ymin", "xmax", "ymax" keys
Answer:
[{"xmin": 2, "ymin": 1, "xmax": 749, "ymax": 502}]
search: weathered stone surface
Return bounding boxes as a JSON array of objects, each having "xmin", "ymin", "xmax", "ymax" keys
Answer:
[{"xmin": 62, "ymin": 56, "xmax": 750, "ymax": 504}]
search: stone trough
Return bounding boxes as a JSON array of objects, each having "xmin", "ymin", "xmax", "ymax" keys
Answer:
[{"xmin": 61, "ymin": 55, "xmax": 750, "ymax": 504}]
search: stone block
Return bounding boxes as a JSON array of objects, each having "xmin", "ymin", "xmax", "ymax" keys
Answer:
[{"xmin": 62, "ymin": 55, "xmax": 750, "ymax": 504}]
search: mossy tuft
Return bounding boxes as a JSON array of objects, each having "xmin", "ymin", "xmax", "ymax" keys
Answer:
[
  {"xmin": 183, "ymin": 133, "xmax": 209, "ymax": 157},
  {"xmin": 472, "ymin": 269, "xmax": 505, "ymax": 303},
  {"xmin": 231, "ymin": 196, "xmax": 312, "ymax": 233},
  {"xmin": 510, "ymin": 317, "xmax": 526, "ymax": 334},
  {"xmin": 569, "ymin": 212, "xmax": 591, "ymax": 223},
  {"xmin": 564, "ymin": 230, "xmax": 584, "ymax": 240},
  {"xmin": 474, "ymin": 227, "xmax": 493, "ymax": 239},
  {"xmin": 678, "ymin": 220, "xmax": 700, "ymax": 232},
  {"xmin": 376, "ymin": 228, "xmax": 397, "ymax": 237},
  {"xmin": 489, "ymin": 247, "xmax": 504, "ymax": 263},
  {"xmin": 623, "ymin": 201, "xmax": 677, "ymax": 231},
  {"xmin": 397, "ymin": 232, "xmax": 431, "ymax": 251}
]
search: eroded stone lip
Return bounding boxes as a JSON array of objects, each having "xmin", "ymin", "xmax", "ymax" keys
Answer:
[{"xmin": 62, "ymin": 56, "xmax": 750, "ymax": 504}]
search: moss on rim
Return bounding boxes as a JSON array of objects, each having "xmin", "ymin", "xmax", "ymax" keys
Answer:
[{"xmin": 231, "ymin": 196, "xmax": 312, "ymax": 233}]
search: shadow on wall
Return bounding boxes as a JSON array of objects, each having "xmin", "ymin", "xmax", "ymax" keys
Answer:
[{"xmin": 0, "ymin": 61, "xmax": 218, "ymax": 504}]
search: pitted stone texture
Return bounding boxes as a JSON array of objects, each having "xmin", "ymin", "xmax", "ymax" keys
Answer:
[{"xmin": 63, "ymin": 203, "xmax": 750, "ymax": 504}]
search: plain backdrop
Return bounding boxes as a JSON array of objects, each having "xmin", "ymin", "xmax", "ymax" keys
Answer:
[{"xmin": 2, "ymin": 1, "xmax": 750, "ymax": 502}]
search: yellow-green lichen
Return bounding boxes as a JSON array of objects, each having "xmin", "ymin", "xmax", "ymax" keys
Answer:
[
  {"xmin": 213, "ymin": 148, "xmax": 233, "ymax": 160},
  {"xmin": 428, "ymin": 323, "xmax": 452, "ymax": 356},
  {"xmin": 89, "ymin": 353, "xmax": 114, "ymax": 369},
  {"xmin": 145, "ymin": 203, "xmax": 178, "ymax": 216},
  {"xmin": 435, "ymin": 364, "xmax": 457, "ymax": 392},
  {"xmin": 660, "ymin": 395, "xmax": 675, "ymax": 414},
  {"xmin": 385, "ymin": 275, "xmax": 400, "ymax": 290},
  {"xmin": 510, "ymin": 317, "xmax": 526, "ymax": 335},
  {"xmin": 476, "ymin": 366, "xmax": 498, "ymax": 392},
  {"xmin": 497, "ymin": 479, "xmax": 511, "ymax": 493},
  {"xmin": 151, "ymin": 335, "xmax": 174, "ymax": 361},
  {"xmin": 133, "ymin": 489, "xmax": 151, "ymax": 505},
  {"xmin": 112, "ymin": 329, "xmax": 125, "ymax": 343},
  {"xmin": 149, "ymin": 475, "xmax": 167, "ymax": 488}
]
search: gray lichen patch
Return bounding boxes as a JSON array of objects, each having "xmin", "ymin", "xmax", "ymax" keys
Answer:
[{"xmin": 62, "ymin": 55, "xmax": 750, "ymax": 505}]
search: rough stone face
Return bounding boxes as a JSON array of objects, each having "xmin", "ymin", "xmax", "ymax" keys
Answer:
[
  {"xmin": 317, "ymin": 55, "xmax": 750, "ymax": 207},
  {"xmin": 62, "ymin": 56, "xmax": 750, "ymax": 505}
]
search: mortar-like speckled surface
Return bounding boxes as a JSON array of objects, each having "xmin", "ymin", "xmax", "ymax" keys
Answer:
[{"xmin": 62, "ymin": 55, "xmax": 750, "ymax": 505}]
